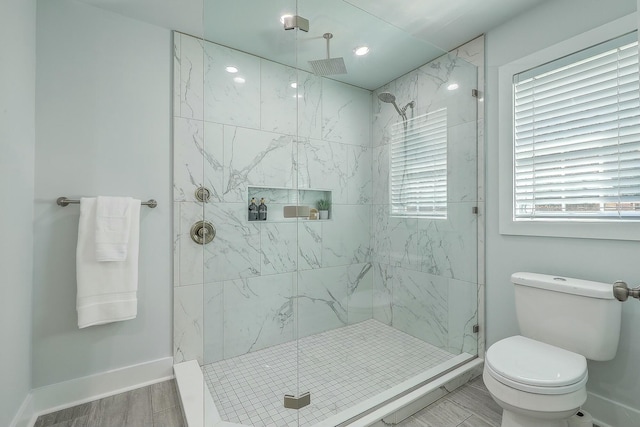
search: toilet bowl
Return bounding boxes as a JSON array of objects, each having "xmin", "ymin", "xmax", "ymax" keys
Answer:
[
  {"xmin": 483, "ymin": 273, "xmax": 621, "ymax": 427},
  {"xmin": 484, "ymin": 336, "xmax": 588, "ymax": 427}
]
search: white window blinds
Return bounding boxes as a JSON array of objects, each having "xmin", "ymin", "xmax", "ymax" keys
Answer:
[
  {"xmin": 390, "ymin": 109, "xmax": 447, "ymax": 218},
  {"xmin": 513, "ymin": 32, "xmax": 640, "ymax": 220}
]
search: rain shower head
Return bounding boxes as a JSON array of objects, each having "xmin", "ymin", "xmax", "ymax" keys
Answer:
[
  {"xmin": 378, "ymin": 91, "xmax": 415, "ymax": 121},
  {"xmin": 308, "ymin": 33, "xmax": 347, "ymax": 76}
]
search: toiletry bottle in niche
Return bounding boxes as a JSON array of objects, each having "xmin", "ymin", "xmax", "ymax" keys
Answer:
[
  {"xmin": 248, "ymin": 198, "xmax": 258, "ymax": 221},
  {"xmin": 258, "ymin": 198, "xmax": 267, "ymax": 221}
]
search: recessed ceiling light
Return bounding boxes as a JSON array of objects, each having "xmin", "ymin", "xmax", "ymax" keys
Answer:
[
  {"xmin": 447, "ymin": 83, "xmax": 459, "ymax": 91},
  {"xmin": 226, "ymin": 66, "xmax": 238, "ymax": 73},
  {"xmin": 280, "ymin": 14, "xmax": 293, "ymax": 24},
  {"xmin": 290, "ymin": 82, "xmax": 298, "ymax": 89},
  {"xmin": 234, "ymin": 77, "xmax": 246, "ymax": 84},
  {"xmin": 354, "ymin": 46, "xmax": 370, "ymax": 56}
]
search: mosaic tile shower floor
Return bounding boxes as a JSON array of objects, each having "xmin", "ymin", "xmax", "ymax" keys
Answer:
[{"xmin": 203, "ymin": 319, "xmax": 455, "ymax": 426}]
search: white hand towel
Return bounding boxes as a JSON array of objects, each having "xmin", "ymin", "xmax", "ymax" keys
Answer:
[
  {"xmin": 77, "ymin": 197, "xmax": 141, "ymax": 328},
  {"xmin": 95, "ymin": 196, "xmax": 134, "ymax": 261}
]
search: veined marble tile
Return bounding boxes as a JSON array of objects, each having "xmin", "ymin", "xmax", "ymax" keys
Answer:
[
  {"xmin": 322, "ymin": 79, "xmax": 371, "ymax": 146},
  {"xmin": 223, "ymin": 273, "xmax": 295, "ymax": 358},
  {"xmin": 321, "ymin": 204, "xmax": 371, "ymax": 267},
  {"xmin": 372, "ymin": 262, "xmax": 394, "ymax": 325},
  {"xmin": 260, "ymin": 59, "xmax": 297, "ymax": 136},
  {"xmin": 222, "ymin": 126, "xmax": 295, "ymax": 202},
  {"xmin": 173, "ymin": 118, "xmax": 224, "ymax": 203},
  {"xmin": 298, "ymin": 221, "xmax": 322, "ymax": 270},
  {"xmin": 347, "ymin": 144, "xmax": 372, "ymax": 205},
  {"xmin": 448, "ymin": 121, "xmax": 477, "ymax": 203},
  {"xmin": 297, "ymin": 138, "xmax": 348, "ymax": 204},
  {"xmin": 174, "ymin": 283, "xmax": 204, "ymax": 364},
  {"xmin": 204, "ymin": 281, "xmax": 224, "ymax": 364},
  {"xmin": 454, "ymin": 36, "xmax": 484, "ymax": 69},
  {"xmin": 447, "ymin": 279, "xmax": 478, "ymax": 356},
  {"xmin": 178, "ymin": 201, "xmax": 205, "ymax": 287},
  {"xmin": 371, "ymin": 205, "xmax": 419, "ymax": 269},
  {"xmin": 260, "ymin": 222, "xmax": 297, "ymax": 275},
  {"xmin": 392, "ymin": 268, "xmax": 448, "ymax": 348},
  {"xmin": 416, "ymin": 53, "xmax": 477, "ymax": 128},
  {"xmin": 203, "ymin": 41, "xmax": 260, "ymax": 128},
  {"xmin": 296, "ymin": 70, "xmax": 322, "ymax": 140},
  {"xmin": 179, "ymin": 34, "xmax": 204, "ymax": 120},
  {"xmin": 296, "ymin": 266, "xmax": 349, "ymax": 338},
  {"xmin": 417, "ymin": 201, "xmax": 478, "ymax": 284},
  {"xmin": 346, "ymin": 263, "xmax": 373, "ymax": 324},
  {"xmin": 173, "ymin": 32, "xmax": 181, "ymax": 117},
  {"xmin": 203, "ymin": 202, "xmax": 261, "ymax": 282},
  {"xmin": 372, "ymin": 145, "xmax": 390, "ymax": 205},
  {"xmin": 173, "ymin": 202, "xmax": 180, "ymax": 287}
]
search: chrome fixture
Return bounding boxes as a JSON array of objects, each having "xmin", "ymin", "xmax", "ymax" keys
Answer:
[
  {"xmin": 283, "ymin": 15, "xmax": 309, "ymax": 32},
  {"xmin": 195, "ymin": 187, "xmax": 211, "ymax": 203},
  {"xmin": 190, "ymin": 221, "xmax": 216, "ymax": 245},
  {"xmin": 57, "ymin": 196, "xmax": 157, "ymax": 208},
  {"xmin": 308, "ymin": 33, "xmax": 347, "ymax": 76},
  {"xmin": 378, "ymin": 91, "xmax": 415, "ymax": 121},
  {"xmin": 613, "ymin": 280, "xmax": 640, "ymax": 302},
  {"xmin": 284, "ymin": 392, "xmax": 311, "ymax": 409}
]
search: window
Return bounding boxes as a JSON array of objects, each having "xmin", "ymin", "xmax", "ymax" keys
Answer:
[
  {"xmin": 390, "ymin": 109, "xmax": 447, "ymax": 218},
  {"xmin": 513, "ymin": 32, "xmax": 640, "ymax": 221}
]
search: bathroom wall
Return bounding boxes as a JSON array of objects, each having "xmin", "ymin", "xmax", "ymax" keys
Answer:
[
  {"xmin": 173, "ymin": 33, "xmax": 373, "ymax": 364},
  {"xmin": 32, "ymin": 0, "xmax": 172, "ymax": 387},
  {"xmin": 0, "ymin": 0, "xmax": 36, "ymax": 424},
  {"xmin": 371, "ymin": 40, "xmax": 482, "ymax": 356},
  {"xmin": 485, "ymin": 0, "xmax": 640, "ymax": 422}
]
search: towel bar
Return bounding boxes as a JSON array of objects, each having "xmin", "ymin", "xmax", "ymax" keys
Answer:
[{"xmin": 56, "ymin": 197, "xmax": 158, "ymax": 208}]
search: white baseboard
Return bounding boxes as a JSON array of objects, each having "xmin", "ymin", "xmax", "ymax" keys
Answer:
[
  {"xmin": 11, "ymin": 356, "xmax": 174, "ymax": 427},
  {"xmin": 584, "ymin": 391, "xmax": 640, "ymax": 427}
]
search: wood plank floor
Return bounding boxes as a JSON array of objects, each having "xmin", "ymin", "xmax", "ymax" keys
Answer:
[
  {"xmin": 33, "ymin": 377, "xmax": 499, "ymax": 427},
  {"xmin": 397, "ymin": 376, "xmax": 503, "ymax": 427},
  {"xmin": 34, "ymin": 379, "xmax": 184, "ymax": 427}
]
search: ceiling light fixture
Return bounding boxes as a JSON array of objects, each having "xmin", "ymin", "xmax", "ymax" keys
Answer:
[
  {"xmin": 234, "ymin": 77, "xmax": 246, "ymax": 84},
  {"xmin": 290, "ymin": 82, "xmax": 298, "ymax": 89},
  {"xmin": 354, "ymin": 46, "xmax": 370, "ymax": 56},
  {"xmin": 226, "ymin": 66, "xmax": 238, "ymax": 73},
  {"xmin": 447, "ymin": 83, "xmax": 459, "ymax": 91}
]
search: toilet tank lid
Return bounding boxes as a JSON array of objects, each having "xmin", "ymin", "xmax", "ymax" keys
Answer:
[{"xmin": 511, "ymin": 272, "xmax": 615, "ymax": 299}]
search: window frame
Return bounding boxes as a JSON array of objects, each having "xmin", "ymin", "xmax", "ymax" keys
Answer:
[{"xmin": 498, "ymin": 13, "xmax": 640, "ymax": 241}]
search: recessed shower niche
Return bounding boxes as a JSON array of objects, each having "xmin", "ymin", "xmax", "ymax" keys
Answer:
[{"xmin": 247, "ymin": 186, "xmax": 332, "ymax": 222}]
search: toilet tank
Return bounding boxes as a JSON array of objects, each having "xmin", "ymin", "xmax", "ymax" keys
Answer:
[{"xmin": 512, "ymin": 272, "xmax": 622, "ymax": 361}]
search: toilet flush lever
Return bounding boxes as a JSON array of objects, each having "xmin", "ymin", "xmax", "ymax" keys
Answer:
[{"xmin": 613, "ymin": 280, "xmax": 640, "ymax": 302}]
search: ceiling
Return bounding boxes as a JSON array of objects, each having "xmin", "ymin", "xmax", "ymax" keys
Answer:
[{"xmin": 77, "ymin": 0, "xmax": 550, "ymax": 90}]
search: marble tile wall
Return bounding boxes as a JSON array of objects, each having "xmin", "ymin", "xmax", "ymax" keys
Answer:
[
  {"xmin": 173, "ymin": 32, "xmax": 373, "ymax": 365},
  {"xmin": 172, "ymin": 31, "xmax": 484, "ymax": 366},
  {"xmin": 371, "ymin": 41, "xmax": 483, "ymax": 356}
]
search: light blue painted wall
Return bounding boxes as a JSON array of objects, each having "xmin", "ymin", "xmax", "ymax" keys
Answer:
[
  {"xmin": 485, "ymin": 0, "xmax": 639, "ymax": 416},
  {"xmin": 32, "ymin": 0, "xmax": 172, "ymax": 388},
  {"xmin": 0, "ymin": 0, "xmax": 36, "ymax": 425}
]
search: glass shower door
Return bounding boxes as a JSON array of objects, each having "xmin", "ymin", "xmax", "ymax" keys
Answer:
[{"xmin": 200, "ymin": 0, "xmax": 303, "ymax": 425}]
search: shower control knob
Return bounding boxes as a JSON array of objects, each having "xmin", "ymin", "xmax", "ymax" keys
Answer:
[{"xmin": 190, "ymin": 221, "xmax": 216, "ymax": 245}]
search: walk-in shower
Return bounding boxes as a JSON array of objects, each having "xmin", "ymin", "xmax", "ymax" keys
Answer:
[{"xmin": 173, "ymin": 2, "xmax": 483, "ymax": 425}]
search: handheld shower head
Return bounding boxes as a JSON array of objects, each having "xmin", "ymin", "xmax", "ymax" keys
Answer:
[{"xmin": 378, "ymin": 91, "xmax": 414, "ymax": 121}]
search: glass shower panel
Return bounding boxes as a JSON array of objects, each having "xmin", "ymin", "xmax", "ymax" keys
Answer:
[{"xmin": 201, "ymin": 1, "xmax": 302, "ymax": 425}]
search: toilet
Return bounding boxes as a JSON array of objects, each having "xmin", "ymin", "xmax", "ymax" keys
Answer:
[{"xmin": 483, "ymin": 272, "xmax": 622, "ymax": 427}]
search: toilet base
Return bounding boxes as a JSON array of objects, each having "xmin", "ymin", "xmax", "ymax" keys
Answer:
[{"xmin": 502, "ymin": 409, "xmax": 570, "ymax": 427}]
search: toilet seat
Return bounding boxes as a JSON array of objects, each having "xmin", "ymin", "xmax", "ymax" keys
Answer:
[{"xmin": 486, "ymin": 335, "xmax": 588, "ymax": 395}]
